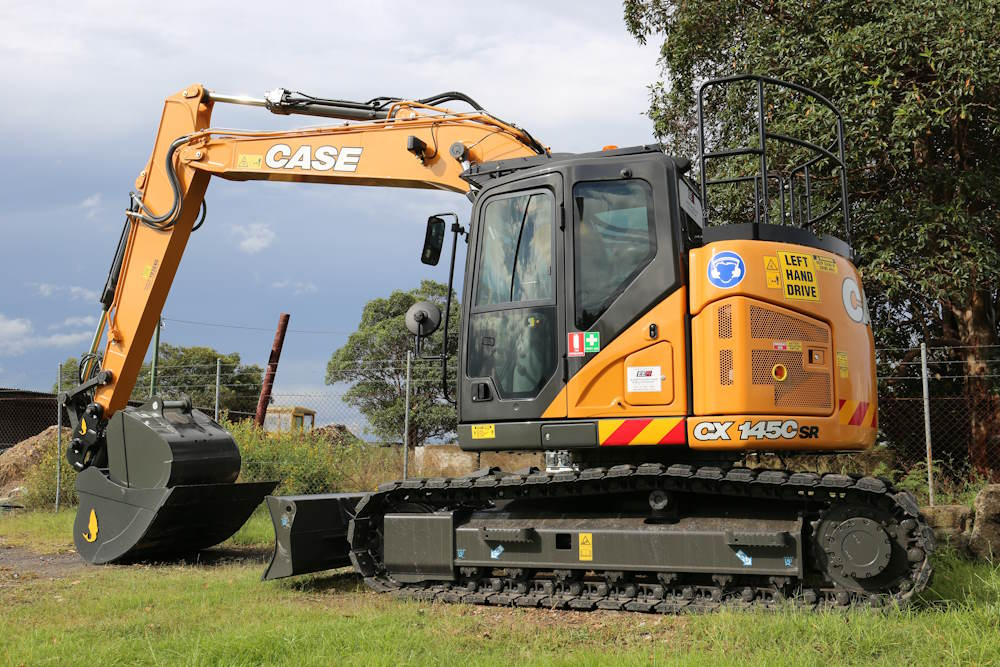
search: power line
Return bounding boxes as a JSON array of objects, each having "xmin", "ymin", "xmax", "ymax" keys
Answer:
[{"xmin": 161, "ymin": 316, "xmax": 352, "ymax": 335}]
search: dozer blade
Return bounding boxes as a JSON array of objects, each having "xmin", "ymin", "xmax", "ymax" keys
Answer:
[
  {"xmin": 74, "ymin": 468, "xmax": 276, "ymax": 564},
  {"xmin": 263, "ymin": 492, "xmax": 364, "ymax": 580},
  {"xmin": 72, "ymin": 397, "xmax": 276, "ymax": 565}
]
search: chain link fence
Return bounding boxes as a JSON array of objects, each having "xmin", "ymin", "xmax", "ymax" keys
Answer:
[{"xmin": 2, "ymin": 346, "xmax": 998, "ymax": 509}]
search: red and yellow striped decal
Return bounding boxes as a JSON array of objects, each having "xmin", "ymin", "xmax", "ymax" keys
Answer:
[
  {"xmin": 838, "ymin": 399, "xmax": 876, "ymax": 428},
  {"xmin": 598, "ymin": 418, "xmax": 686, "ymax": 446}
]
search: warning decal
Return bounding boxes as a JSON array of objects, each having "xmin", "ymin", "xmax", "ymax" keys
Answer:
[
  {"xmin": 568, "ymin": 332, "xmax": 585, "ymax": 357},
  {"xmin": 813, "ymin": 255, "xmax": 838, "ymax": 273},
  {"xmin": 836, "ymin": 351, "xmax": 849, "ymax": 378},
  {"xmin": 471, "ymin": 424, "xmax": 495, "ymax": 439},
  {"xmin": 236, "ymin": 154, "xmax": 263, "ymax": 169},
  {"xmin": 763, "ymin": 256, "xmax": 782, "ymax": 289},
  {"xmin": 778, "ymin": 251, "xmax": 820, "ymax": 301},
  {"xmin": 579, "ymin": 532, "xmax": 593, "ymax": 561}
]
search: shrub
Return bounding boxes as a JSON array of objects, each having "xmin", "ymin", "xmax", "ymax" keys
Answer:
[
  {"xmin": 227, "ymin": 419, "xmax": 402, "ymax": 495},
  {"xmin": 23, "ymin": 437, "xmax": 77, "ymax": 509},
  {"xmin": 19, "ymin": 420, "xmax": 404, "ymax": 509}
]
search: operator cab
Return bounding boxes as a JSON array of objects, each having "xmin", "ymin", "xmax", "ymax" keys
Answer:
[{"xmin": 416, "ymin": 75, "xmax": 860, "ymax": 458}]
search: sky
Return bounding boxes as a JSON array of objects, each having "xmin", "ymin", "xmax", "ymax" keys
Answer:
[{"xmin": 0, "ymin": 1, "xmax": 663, "ymax": 419}]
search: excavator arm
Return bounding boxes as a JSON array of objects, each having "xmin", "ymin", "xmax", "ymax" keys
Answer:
[
  {"xmin": 61, "ymin": 83, "xmax": 544, "ymax": 564},
  {"xmin": 67, "ymin": 84, "xmax": 543, "ymax": 451}
]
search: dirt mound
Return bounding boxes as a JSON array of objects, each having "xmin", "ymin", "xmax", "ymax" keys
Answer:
[
  {"xmin": 315, "ymin": 424, "xmax": 360, "ymax": 446},
  {"xmin": 0, "ymin": 426, "xmax": 70, "ymax": 496}
]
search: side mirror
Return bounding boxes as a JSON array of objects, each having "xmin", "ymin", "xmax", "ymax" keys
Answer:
[
  {"xmin": 421, "ymin": 216, "xmax": 446, "ymax": 265},
  {"xmin": 405, "ymin": 301, "xmax": 442, "ymax": 341}
]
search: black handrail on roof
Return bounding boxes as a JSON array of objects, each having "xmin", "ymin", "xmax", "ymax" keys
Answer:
[{"xmin": 696, "ymin": 74, "xmax": 850, "ymax": 246}]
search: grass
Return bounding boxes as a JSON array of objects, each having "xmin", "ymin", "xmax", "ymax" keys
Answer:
[
  {"xmin": 0, "ymin": 507, "xmax": 275, "ymax": 554},
  {"xmin": 3, "ymin": 511, "xmax": 1000, "ymax": 665}
]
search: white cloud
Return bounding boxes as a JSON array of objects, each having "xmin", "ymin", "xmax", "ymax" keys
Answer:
[
  {"xmin": 50, "ymin": 315, "xmax": 99, "ymax": 329},
  {"xmin": 0, "ymin": 313, "xmax": 91, "ymax": 356},
  {"xmin": 272, "ymin": 279, "xmax": 318, "ymax": 296},
  {"xmin": 34, "ymin": 283, "xmax": 56, "ymax": 297},
  {"xmin": 231, "ymin": 223, "xmax": 275, "ymax": 254},
  {"xmin": 79, "ymin": 193, "xmax": 102, "ymax": 220},
  {"xmin": 0, "ymin": 3, "xmax": 661, "ymax": 151},
  {"xmin": 30, "ymin": 283, "xmax": 100, "ymax": 302}
]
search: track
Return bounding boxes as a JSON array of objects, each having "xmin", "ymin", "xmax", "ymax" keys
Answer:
[{"xmin": 348, "ymin": 464, "xmax": 934, "ymax": 612}]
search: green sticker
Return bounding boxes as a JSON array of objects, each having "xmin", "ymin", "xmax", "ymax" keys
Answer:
[{"xmin": 584, "ymin": 331, "xmax": 600, "ymax": 353}]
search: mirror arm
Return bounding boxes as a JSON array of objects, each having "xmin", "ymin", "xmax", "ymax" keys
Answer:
[{"xmin": 417, "ymin": 212, "xmax": 465, "ymax": 405}]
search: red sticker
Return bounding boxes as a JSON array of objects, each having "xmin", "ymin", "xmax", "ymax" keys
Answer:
[{"xmin": 568, "ymin": 332, "xmax": 585, "ymax": 357}]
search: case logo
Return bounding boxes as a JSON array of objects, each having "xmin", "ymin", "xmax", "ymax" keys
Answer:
[
  {"xmin": 264, "ymin": 144, "xmax": 363, "ymax": 172},
  {"xmin": 707, "ymin": 251, "xmax": 745, "ymax": 289}
]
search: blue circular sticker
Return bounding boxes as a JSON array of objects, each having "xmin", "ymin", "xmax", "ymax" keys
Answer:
[{"xmin": 707, "ymin": 251, "xmax": 746, "ymax": 289}]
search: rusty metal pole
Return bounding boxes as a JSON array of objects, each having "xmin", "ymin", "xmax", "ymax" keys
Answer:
[{"xmin": 255, "ymin": 313, "xmax": 290, "ymax": 428}]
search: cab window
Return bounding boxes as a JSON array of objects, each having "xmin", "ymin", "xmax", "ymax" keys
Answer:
[
  {"xmin": 469, "ymin": 190, "xmax": 557, "ymax": 400},
  {"xmin": 476, "ymin": 192, "xmax": 553, "ymax": 305},
  {"xmin": 573, "ymin": 180, "xmax": 656, "ymax": 329}
]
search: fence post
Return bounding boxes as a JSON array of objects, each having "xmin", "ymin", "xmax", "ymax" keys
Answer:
[
  {"xmin": 55, "ymin": 363, "xmax": 62, "ymax": 512},
  {"xmin": 149, "ymin": 317, "xmax": 161, "ymax": 396},
  {"xmin": 403, "ymin": 350, "xmax": 412, "ymax": 480},
  {"xmin": 920, "ymin": 342, "xmax": 935, "ymax": 506},
  {"xmin": 215, "ymin": 357, "xmax": 221, "ymax": 421}
]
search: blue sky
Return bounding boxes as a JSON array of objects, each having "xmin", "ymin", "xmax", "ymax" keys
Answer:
[{"xmin": 0, "ymin": 1, "xmax": 662, "ymax": 400}]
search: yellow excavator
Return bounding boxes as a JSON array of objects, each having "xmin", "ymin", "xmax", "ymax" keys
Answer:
[{"xmin": 60, "ymin": 76, "xmax": 932, "ymax": 610}]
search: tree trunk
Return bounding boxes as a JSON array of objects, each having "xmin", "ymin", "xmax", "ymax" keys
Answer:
[{"xmin": 946, "ymin": 288, "xmax": 1000, "ymax": 481}]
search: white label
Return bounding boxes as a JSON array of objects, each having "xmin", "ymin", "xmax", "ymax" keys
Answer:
[
  {"xmin": 627, "ymin": 366, "xmax": 662, "ymax": 393},
  {"xmin": 678, "ymin": 179, "xmax": 703, "ymax": 227}
]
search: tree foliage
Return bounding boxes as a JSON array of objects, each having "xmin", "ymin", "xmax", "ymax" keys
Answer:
[
  {"xmin": 55, "ymin": 345, "xmax": 263, "ymax": 417},
  {"xmin": 625, "ymin": 0, "xmax": 1000, "ymax": 343},
  {"xmin": 326, "ymin": 280, "xmax": 459, "ymax": 446},
  {"xmin": 143, "ymin": 344, "xmax": 263, "ymax": 417},
  {"xmin": 625, "ymin": 0, "xmax": 1000, "ymax": 474}
]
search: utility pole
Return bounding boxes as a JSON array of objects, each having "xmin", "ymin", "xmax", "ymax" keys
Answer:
[{"xmin": 255, "ymin": 313, "xmax": 290, "ymax": 428}]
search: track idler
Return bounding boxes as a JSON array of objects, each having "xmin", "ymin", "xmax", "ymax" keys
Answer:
[{"xmin": 72, "ymin": 398, "xmax": 275, "ymax": 564}]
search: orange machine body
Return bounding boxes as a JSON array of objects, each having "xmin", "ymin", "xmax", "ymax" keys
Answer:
[{"xmin": 538, "ymin": 239, "xmax": 875, "ymax": 454}]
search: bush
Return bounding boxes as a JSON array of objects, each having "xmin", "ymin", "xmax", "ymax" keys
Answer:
[
  {"xmin": 23, "ymin": 437, "xmax": 77, "ymax": 509},
  {"xmin": 227, "ymin": 419, "xmax": 402, "ymax": 495},
  {"xmin": 19, "ymin": 420, "xmax": 404, "ymax": 508}
]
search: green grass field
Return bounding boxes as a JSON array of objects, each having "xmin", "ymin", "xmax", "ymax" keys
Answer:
[{"xmin": 2, "ymin": 510, "xmax": 999, "ymax": 666}]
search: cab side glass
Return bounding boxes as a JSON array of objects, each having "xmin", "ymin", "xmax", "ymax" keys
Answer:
[{"xmin": 421, "ymin": 216, "xmax": 446, "ymax": 265}]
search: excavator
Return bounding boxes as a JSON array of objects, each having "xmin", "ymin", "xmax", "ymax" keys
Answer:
[{"xmin": 60, "ymin": 75, "xmax": 933, "ymax": 611}]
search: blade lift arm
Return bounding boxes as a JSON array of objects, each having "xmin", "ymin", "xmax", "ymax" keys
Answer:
[{"xmin": 62, "ymin": 83, "xmax": 545, "ymax": 472}]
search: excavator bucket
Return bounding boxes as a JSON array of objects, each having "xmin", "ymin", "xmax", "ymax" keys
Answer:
[
  {"xmin": 73, "ymin": 398, "xmax": 276, "ymax": 564},
  {"xmin": 262, "ymin": 492, "xmax": 364, "ymax": 580}
]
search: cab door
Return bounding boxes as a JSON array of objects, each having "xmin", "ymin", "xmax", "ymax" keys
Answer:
[{"xmin": 460, "ymin": 173, "xmax": 566, "ymax": 425}]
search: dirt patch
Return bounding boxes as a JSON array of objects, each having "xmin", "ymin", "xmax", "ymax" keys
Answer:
[
  {"xmin": 0, "ymin": 426, "xmax": 70, "ymax": 497},
  {"xmin": 0, "ymin": 544, "xmax": 87, "ymax": 583},
  {"xmin": 0, "ymin": 543, "xmax": 274, "ymax": 590}
]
